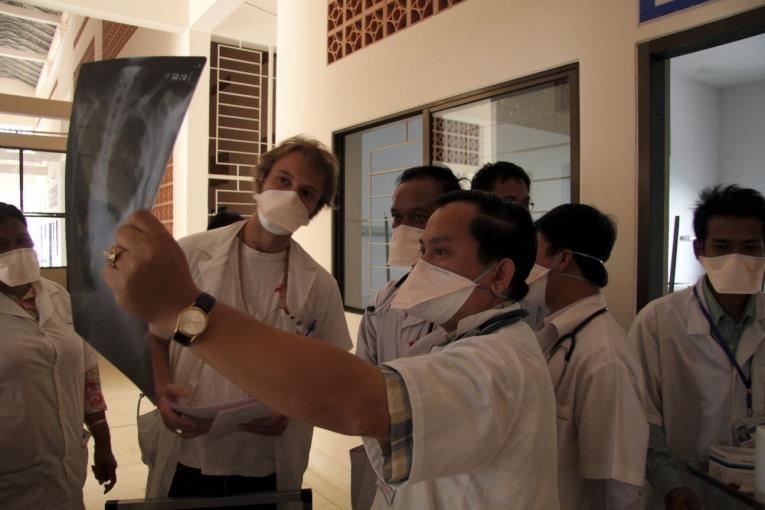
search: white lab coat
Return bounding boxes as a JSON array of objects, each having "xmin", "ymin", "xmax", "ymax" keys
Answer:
[
  {"xmin": 364, "ymin": 305, "xmax": 560, "ymax": 510},
  {"xmin": 142, "ymin": 221, "xmax": 352, "ymax": 498},
  {"xmin": 537, "ymin": 293, "xmax": 648, "ymax": 510},
  {"xmin": 356, "ymin": 278, "xmax": 432, "ymax": 364},
  {"xmin": 629, "ymin": 278, "xmax": 765, "ymax": 501},
  {"xmin": 0, "ymin": 278, "xmax": 96, "ymax": 510}
]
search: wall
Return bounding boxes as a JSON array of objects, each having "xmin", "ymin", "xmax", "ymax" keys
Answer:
[
  {"xmin": 276, "ymin": 1, "xmax": 765, "ymax": 506},
  {"xmin": 719, "ymin": 78, "xmax": 765, "ymax": 191},
  {"xmin": 668, "ymin": 69, "xmax": 720, "ymax": 289}
]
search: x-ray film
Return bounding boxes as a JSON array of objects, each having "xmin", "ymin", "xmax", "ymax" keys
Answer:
[{"xmin": 66, "ymin": 57, "xmax": 206, "ymax": 401}]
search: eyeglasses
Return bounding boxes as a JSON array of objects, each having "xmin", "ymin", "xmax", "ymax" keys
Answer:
[{"xmin": 501, "ymin": 197, "xmax": 534, "ymax": 212}]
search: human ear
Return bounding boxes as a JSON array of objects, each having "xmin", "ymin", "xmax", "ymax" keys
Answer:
[
  {"xmin": 556, "ymin": 250, "xmax": 574, "ymax": 271},
  {"xmin": 693, "ymin": 239, "xmax": 702, "ymax": 259},
  {"xmin": 492, "ymin": 258, "xmax": 515, "ymax": 296}
]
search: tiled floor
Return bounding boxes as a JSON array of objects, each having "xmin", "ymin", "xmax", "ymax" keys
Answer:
[{"xmin": 83, "ymin": 358, "xmax": 346, "ymax": 509}]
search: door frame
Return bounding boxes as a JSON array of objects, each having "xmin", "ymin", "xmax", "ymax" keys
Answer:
[{"xmin": 636, "ymin": 5, "xmax": 765, "ymax": 311}]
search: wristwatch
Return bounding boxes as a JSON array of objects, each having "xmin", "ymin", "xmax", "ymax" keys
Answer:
[{"xmin": 172, "ymin": 292, "xmax": 216, "ymax": 346}]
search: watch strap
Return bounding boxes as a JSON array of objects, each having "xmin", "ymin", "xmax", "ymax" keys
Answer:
[{"xmin": 172, "ymin": 292, "xmax": 216, "ymax": 346}]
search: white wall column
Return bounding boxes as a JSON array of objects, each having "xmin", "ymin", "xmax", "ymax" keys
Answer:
[{"xmin": 173, "ymin": 29, "xmax": 210, "ymax": 238}]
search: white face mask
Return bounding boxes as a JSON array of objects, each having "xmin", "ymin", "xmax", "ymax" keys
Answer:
[
  {"xmin": 388, "ymin": 225, "xmax": 424, "ymax": 267},
  {"xmin": 700, "ymin": 254, "xmax": 765, "ymax": 295},
  {"xmin": 391, "ymin": 259, "xmax": 493, "ymax": 325},
  {"xmin": 0, "ymin": 248, "xmax": 40, "ymax": 287},
  {"xmin": 524, "ymin": 264, "xmax": 551, "ymax": 316},
  {"xmin": 254, "ymin": 190, "xmax": 310, "ymax": 236}
]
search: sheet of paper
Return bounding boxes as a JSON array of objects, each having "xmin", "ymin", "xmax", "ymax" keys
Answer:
[
  {"xmin": 206, "ymin": 401, "xmax": 273, "ymax": 441},
  {"xmin": 169, "ymin": 396, "xmax": 259, "ymax": 420}
]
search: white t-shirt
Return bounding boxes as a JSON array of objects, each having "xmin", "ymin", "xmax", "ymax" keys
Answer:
[{"xmin": 178, "ymin": 241, "xmax": 289, "ymax": 476}]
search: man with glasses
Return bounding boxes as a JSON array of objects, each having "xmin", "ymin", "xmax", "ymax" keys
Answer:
[{"xmin": 470, "ymin": 161, "xmax": 533, "ymax": 211}]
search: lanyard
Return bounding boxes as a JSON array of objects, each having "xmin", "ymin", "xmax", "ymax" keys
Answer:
[{"xmin": 693, "ymin": 286, "xmax": 753, "ymax": 417}]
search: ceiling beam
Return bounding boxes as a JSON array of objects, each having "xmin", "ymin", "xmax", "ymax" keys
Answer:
[
  {"xmin": 0, "ymin": 3, "xmax": 61, "ymax": 26},
  {"xmin": 23, "ymin": 0, "xmax": 190, "ymax": 33},
  {"xmin": 0, "ymin": 46, "xmax": 48, "ymax": 63},
  {"xmin": 0, "ymin": 132, "xmax": 67, "ymax": 151},
  {"xmin": 0, "ymin": 92, "xmax": 71, "ymax": 119}
]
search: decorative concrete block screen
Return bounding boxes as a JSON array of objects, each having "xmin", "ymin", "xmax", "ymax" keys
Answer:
[{"xmin": 327, "ymin": 0, "xmax": 465, "ymax": 64}]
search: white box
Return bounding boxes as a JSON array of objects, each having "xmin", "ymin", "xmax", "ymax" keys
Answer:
[{"xmin": 708, "ymin": 445, "xmax": 755, "ymax": 488}]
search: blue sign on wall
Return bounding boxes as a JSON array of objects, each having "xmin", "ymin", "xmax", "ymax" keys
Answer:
[{"xmin": 640, "ymin": 0, "xmax": 714, "ymax": 22}]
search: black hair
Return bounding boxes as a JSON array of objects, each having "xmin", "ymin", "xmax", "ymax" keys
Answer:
[
  {"xmin": 398, "ymin": 165, "xmax": 462, "ymax": 195},
  {"xmin": 693, "ymin": 185, "xmax": 765, "ymax": 243},
  {"xmin": 0, "ymin": 202, "xmax": 26, "ymax": 226},
  {"xmin": 534, "ymin": 203, "xmax": 615, "ymax": 288},
  {"xmin": 470, "ymin": 161, "xmax": 530, "ymax": 192},
  {"xmin": 437, "ymin": 190, "xmax": 535, "ymax": 300},
  {"xmin": 207, "ymin": 208, "xmax": 244, "ymax": 230}
]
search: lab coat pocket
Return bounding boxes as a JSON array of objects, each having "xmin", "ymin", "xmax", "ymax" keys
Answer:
[
  {"xmin": 0, "ymin": 461, "xmax": 50, "ymax": 506},
  {"xmin": 0, "ymin": 381, "xmax": 38, "ymax": 473},
  {"xmin": 137, "ymin": 408, "xmax": 163, "ymax": 467}
]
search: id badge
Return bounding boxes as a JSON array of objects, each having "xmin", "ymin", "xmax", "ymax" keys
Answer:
[{"xmin": 730, "ymin": 413, "xmax": 765, "ymax": 447}]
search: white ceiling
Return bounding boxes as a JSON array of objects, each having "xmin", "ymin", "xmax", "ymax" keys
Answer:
[
  {"xmin": 213, "ymin": 0, "xmax": 276, "ymax": 48},
  {"xmin": 671, "ymin": 32, "xmax": 765, "ymax": 88}
]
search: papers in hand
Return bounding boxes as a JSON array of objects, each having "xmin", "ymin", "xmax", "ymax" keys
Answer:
[{"xmin": 170, "ymin": 397, "xmax": 272, "ymax": 441}]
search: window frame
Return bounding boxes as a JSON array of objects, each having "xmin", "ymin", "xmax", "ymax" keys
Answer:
[
  {"xmin": 0, "ymin": 146, "xmax": 68, "ymax": 268},
  {"xmin": 332, "ymin": 63, "xmax": 580, "ymax": 313}
]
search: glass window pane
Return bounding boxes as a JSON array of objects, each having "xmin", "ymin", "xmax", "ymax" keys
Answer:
[
  {"xmin": 26, "ymin": 217, "xmax": 66, "ymax": 267},
  {"xmin": 0, "ymin": 149, "xmax": 21, "ymax": 208},
  {"xmin": 432, "ymin": 79, "xmax": 572, "ymax": 211},
  {"xmin": 22, "ymin": 151, "xmax": 66, "ymax": 213},
  {"xmin": 343, "ymin": 115, "xmax": 423, "ymax": 308}
]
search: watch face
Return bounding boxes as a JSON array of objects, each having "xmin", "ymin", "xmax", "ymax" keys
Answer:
[{"xmin": 180, "ymin": 307, "xmax": 208, "ymax": 336}]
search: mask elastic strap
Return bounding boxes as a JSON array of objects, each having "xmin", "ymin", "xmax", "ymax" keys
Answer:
[
  {"xmin": 570, "ymin": 250, "xmax": 604, "ymax": 266},
  {"xmin": 472, "ymin": 264, "xmax": 496, "ymax": 284},
  {"xmin": 473, "ymin": 263, "xmax": 509, "ymax": 299},
  {"xmin": 551, "ymin": 250, "xmax": 605, "ymax": 286}
]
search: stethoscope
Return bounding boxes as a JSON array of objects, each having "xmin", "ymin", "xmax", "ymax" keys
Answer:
[
  {"xmin": 546, "ymin": 307, "xmax": 609, "ymax": 388},
  {"xmin": 693, "ymin": 286, "xmax": 753, "ymax": 417},
  {"xmin": 365, "ymin": 272, "xmax": 409, "ymax": 314}
]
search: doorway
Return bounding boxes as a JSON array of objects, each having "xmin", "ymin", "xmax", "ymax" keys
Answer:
[{"xmin": 636, "ymin": 6, "xmax": 765, "ymax": 310}]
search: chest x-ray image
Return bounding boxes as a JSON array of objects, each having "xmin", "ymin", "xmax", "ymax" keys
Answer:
[{"xmin": 66, "ymin": 57, "xmax": 206, "ymax": 401}]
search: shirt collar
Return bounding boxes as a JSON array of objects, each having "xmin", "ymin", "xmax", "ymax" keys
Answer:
[
  {"xmin": 702, "ymin": 276, "xmax": 755, "ymax": 326},
  {"xmin": 445, "ymin": 301, "xmax": 519, "ymax": 343},
  {"xmin": 541, "ymin": 293, "xmax": 608, "ymax": 342}
]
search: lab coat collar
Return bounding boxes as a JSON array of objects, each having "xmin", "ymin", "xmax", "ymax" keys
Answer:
[
  {"xmin": 0, "ymin": 279, "xmax": 60, "ymax": 325},
  {"xmin": 539, "ymin": 293, "xmax": 608, "ymax": 350},
  {"xmin": 195, "ymin": 221, "xmax": 247, "ymax": 295},
  {"xmin": 451, "ymin": 301, "xmax": 522, "ymax": 339},
  {"xmin": 0, "ymin": 286, "xmax": 32, "ymax": 320},
  {"xmin": 404, "ymin": 302, "xmax": 520, "ymax": 357},
  {"xmin": 193, "ymin": 220, "xmax": 318, "ymax": 312},
  {"xmin": 687, "ymin": 277, "xmax": 765, "ymax": 365},
  {"xmin": 686, "ymin": 278, "xmax": 765, "ymax": 334},
  {"xmin": 33, "ymin": 279, "xmax": 57, "ymax": 325}
]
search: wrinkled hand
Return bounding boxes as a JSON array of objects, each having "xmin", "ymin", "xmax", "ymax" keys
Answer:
[
  {"xmin": 91, "ymin": 446, "xmax": 117, "ymax": 494},
  {"xmin": 102, "ymin": 210, "xmax": 200, "ymax": 333},
  {"xmin": 158, "ymin": 383, "xmax": 209, "ymax": 439},
  {"xmin": 238, "ymin": 412, "xmax": 288, "ymax": 436},
  {"xmin": 665, "ymin": 486, "xmax": 701, "ymax": 510}
]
